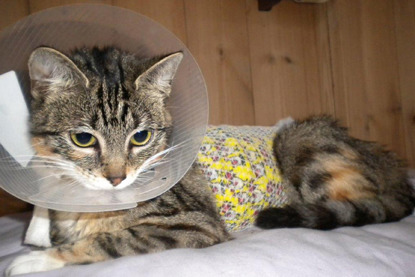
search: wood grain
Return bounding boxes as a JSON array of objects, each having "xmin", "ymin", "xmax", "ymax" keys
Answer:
[
  {"xmin": 394, "ymin": 0, "xmax": 415, "ymax": 166},
  {"xmin": 0, "ymin": 193, "xmax": 32, "ymax": 217},
  {"xmin": 327, "ymin": 0, "xmax": 406, "ymax": 159},
  {"xmin": 112, "ymin": 0, "xmax": 187, "ymax": 44},
  {"xmin": 28, "ymin": 0, "xmax": 112, "ymax": 13},
  {"xmin": 0, "ymin": 0, "xmax": 29, "ymax": 31},
  {"xmin": 185, "ymin": 0, "xmax": 255, "ymax": 125},
  {"xmin": 247, "ymin": 0, "xmax": 334, "ymax": 125},
  {"xmin": 0, "ymin": 0, "xmax": 414, "ymax": 217}
]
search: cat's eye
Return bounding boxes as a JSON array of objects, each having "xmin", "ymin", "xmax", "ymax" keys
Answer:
[
  {"xmin": 131, "ymin": 130, "xmax": 152, "ymax": 146},
  {"xmin": 70, "ymin": 132, "xmax": 97, "ymax": 148}
]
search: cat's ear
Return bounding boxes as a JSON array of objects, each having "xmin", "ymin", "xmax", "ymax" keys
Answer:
[
  {"xmin": 28, "ymin": 47, "xmax": 89, "ymax": 98},
  {"xmin": 134, "ymin": 52, "xmax": 183, "ymax": 98}
]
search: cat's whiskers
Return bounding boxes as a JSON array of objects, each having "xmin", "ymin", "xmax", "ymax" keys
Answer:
[
  {"xmin": 27, "ymin": 162, "xmax": 76, "ymax": 172},
  {"xmin": 33, "ymin": 167, "xmax": 77, "ymax": 180},
  {"xmin": 0, "ymin": 155, "xmax": 76, "ymax": 175},
  {"xmin": 139, "ymin": 158, "xmax": 171, "ymax": 173},
  {"xmin": 36, "ymin": 173, "xmax": 71, "ymax": 182},
  {"xmin": 134, "ymin": 142, "xmax": 185, "ymax": 179},
  {"xmin": 33, "ymin": 156, "xmax": 76, "ymax": 166},
  {"xmin": 21, "ymin": 155, "xmax": 82, "ymax": 184}
]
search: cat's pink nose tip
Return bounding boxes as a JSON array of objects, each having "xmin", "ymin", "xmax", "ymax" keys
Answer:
[{"xmin": 109, "ymin": 176, "xmax": 126, "ymax": 186}]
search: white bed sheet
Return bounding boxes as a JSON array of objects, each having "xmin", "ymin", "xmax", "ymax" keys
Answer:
[
  {"xmin": 1, "ymin": 172, "xmax": 414, "ymax": 277},
  {"xmin": 1, "ymin": 211, "xmax": 415, "ymax": 277}
]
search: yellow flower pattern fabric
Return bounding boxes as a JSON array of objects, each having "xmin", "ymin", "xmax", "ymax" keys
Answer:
[{"xmin": 196, "ymin": 125, "xmax": 287, "ymax": 232}]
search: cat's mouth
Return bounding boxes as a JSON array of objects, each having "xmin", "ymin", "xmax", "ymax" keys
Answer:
[
  {"xmin": 68, "ymin": 170, "xmax": 138, "ymax": 190},
  {"xmin": 67, "ymin": 159, "xmax": 161, "ymax": 191},
  {"xmin": 29, "ymin": 157, "xmax": 133, "ymax": 191}
]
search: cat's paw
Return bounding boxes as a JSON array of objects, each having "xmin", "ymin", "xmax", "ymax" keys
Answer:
[{"xmin": 6, "ymin": 251, "xmax": 65, "ymax": 276}]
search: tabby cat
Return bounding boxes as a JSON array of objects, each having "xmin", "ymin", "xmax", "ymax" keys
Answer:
[{"xmin": 6, "ymin": 47, "xmax": 415, "ymax": 276}]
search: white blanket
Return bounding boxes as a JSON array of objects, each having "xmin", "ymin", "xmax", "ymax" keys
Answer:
[
  {"xmin": 1, "ymin": 172, "xmax": 415, "ymax": 276},
  {"xmin": 0, "ymin": 211, "xmax": 415, "ymax": 276}
]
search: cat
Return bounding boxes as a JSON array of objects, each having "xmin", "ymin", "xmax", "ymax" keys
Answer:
[
  {"xmin": 6, "ymin": 46, "xmax": 415, "ymax": 276},
  {"xmin": 257, "ymin": 115, "xmax": 415, "ymax": 229}
]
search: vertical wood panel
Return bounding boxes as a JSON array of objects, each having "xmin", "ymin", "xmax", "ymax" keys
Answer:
[
  {"xmin": 112, "ymin": 0, "xmax": 187, "ymax": 44},
  {"xmin": 314, "ymin": 3, "xmax": 335, "ymax": 119},
  {"xmin": 28, "ymin": 0, "xmax": 112, "ymax": 13},
  {"xmin": 328, "ymin": 0, "xmax": 406, "ymax": 159},
  {"xmin": 0, "ymin": 0, "xmax": 414, "ymax": 217},
  {"xmin": 184, "ymin": 0, "xmax": 255, "ymax": 125},
  {"xmin": 0, "ymin": 0, "xmax": 29, "ymax": 31},
  {"xmin": 360, "ymin": 1, "xmax": 406, "ymax": 158},
  {"xmin": 247, "ymin": 0, "xmax": 334, "ymax": 126},
  {"xmin": 394, "ymin": 0, "xmax": 415, "ymax": 167}
]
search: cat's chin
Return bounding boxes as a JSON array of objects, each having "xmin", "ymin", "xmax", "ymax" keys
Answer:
[
  {"xmin": 82, "ymin": 181, "xmax": 115, "ymax": 190},
  {"xmin": 113, "ymin": 176, "xmax": 137, "ymax": 190},
  {"xmin": 81, "ymin": 176, "xmax": 136, "ymax": 190}
]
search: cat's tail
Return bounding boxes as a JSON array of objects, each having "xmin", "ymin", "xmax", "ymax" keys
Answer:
[
  {"xmin": 259, "ymin": 115, "xmax": 415, "ymax": 230},
  {"xmin": 255, "ymin": 191, "xmax": 415, "ymax": 230}
]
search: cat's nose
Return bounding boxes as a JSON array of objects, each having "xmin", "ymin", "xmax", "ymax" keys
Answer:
[{"xmin": 108, "ymin": 175, "xmax": 126, "ymax": 187}]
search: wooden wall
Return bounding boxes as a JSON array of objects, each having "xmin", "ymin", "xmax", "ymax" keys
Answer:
[{"xmin": 0, "ymin": 0, "xmax": 414, "ymax": 216}]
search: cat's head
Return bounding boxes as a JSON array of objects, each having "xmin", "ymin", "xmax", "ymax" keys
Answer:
[{"xmin": 28, "ymin": 47, "xmax": 183, "ymax": 190}]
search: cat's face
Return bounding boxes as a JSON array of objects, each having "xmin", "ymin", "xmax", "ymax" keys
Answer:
[{"xmin": 28, "ymin": 47, "xmax": 183, "ymax": 190}]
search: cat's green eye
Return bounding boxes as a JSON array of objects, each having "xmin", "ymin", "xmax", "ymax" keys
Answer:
[
  {"xmin": 131, "ymin": 130, "xmax": 152, "ymax": 146},
  {"xmin": 70, "ymin": 132, "xmax": 97, "ymax": 148}
]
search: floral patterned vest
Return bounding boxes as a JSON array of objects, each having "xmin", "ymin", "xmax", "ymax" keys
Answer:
[{"xmin": 196, "ymin": 125, "xmax": 287, "ymax": 232}]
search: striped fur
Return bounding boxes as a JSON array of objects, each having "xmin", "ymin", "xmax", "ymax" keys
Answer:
[
  {"xmin": 7, "ymin": 166, "xmax": 229, "ymax": 276},
  {"xmin": 256, "ymin": 116, "xmax": 415, "ymax": 230},
  {"xmin": 28, "ymin": 47, "xmax": 178, "ymax": 190},
  {"xmin": 6, "ymin": 47, "xmax": 414, "ymax": 275},
  {"xmin": 45, "ymin": 166, "xmax": 229, "ymax": 265},
  {"xmin": 5, "ymin": 47, "xmax": 230, "ymax": 276}
]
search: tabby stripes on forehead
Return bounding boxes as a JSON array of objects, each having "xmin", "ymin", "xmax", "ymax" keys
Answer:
[
  {"xmin": 76, "ymin": 48, "xmax": 131, "ymax": 128},
  {"xmin": 94, "ymin": 78, "xmax": 131, "ymax": 127}
]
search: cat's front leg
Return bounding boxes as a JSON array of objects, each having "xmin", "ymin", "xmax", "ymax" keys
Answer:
[
  {"xmin": 6, "ymin": 251, "xmax": 65, "ymax": 276},
  {"xmin": 7, "ymin": 231, "xmax": 115, "ymax": 276},
  {"xmin": 24, "ymin": 206, "xmax": 52, "ymax": 247},
  {"xmin": 7, "ymin": 211, "xmax": 229, "ymax": 275}
]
